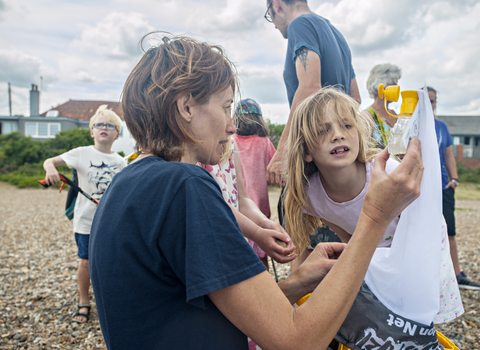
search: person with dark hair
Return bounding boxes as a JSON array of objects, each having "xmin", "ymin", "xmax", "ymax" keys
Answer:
[
  {"xmin": 233, "ymin": 98, "xmax": 277, "ymax": 267},
  {"xmin": 428, "ymin": 86, "xmax": 480, "ymax": 290},
  {"xmin": 264, "ymin": 0, "xmax": 360, "ymax": 187},
  {"xmin": 89, "ymin": 33, "xmax": 424, "ymax": 349}
]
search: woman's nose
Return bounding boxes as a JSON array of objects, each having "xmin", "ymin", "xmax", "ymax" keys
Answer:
[{"xmin": 226, "ymin": 115, "xmax": 236, "ymax": 135}]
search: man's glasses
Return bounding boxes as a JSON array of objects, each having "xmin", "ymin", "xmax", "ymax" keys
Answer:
[
  {"xmin": 264, "ymin": 2, "xmax": 273, "ymax": 23},
  {"xmin": 93, "ymin": 123, "xmax": 117, "ymax": 131}
]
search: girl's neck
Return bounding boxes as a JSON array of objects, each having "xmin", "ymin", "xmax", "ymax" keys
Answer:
[{"xmin": 319, "ymin": 160, "xmax": 366, "ymax": 203}]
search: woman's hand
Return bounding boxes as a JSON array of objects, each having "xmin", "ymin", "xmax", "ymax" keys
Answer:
[{"xmin": 362, "ymin": 137, "xmax": 423, "ymax": 232}]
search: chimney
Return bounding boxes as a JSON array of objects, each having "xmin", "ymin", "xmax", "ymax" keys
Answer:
[{"xmin": 30, "ymin": 84, "xmax": 40, "ymax": 116}]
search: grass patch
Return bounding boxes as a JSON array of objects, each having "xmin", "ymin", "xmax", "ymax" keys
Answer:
[
  {"xmin": 455, "ymin": 207, "xmax": 477, "ymax": 212},
  {"xmin": 455, "ymin": 183, "xmax": 480, "ymax": 201}
]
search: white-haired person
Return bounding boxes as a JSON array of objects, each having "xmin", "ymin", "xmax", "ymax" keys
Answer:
[
  {"xmin": 43, "ymin": 105, "xmax": 127, "ymax": 323},
  {"xmin": 365, "ymin": 63, "xmax": 402, "ymax": 148}
]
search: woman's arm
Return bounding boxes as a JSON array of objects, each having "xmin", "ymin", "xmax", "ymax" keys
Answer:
[{"xmin": 209, "ymin": 141, "xmax": 424, "ymax": 349}]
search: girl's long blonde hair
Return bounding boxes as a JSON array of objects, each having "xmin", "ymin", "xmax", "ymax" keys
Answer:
[{"xmin": 285, "ymin": 87, "xmax": 380, "ymax": 254}]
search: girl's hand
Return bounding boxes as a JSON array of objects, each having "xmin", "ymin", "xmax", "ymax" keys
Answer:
[{"xmin": 252, "ymin": 224, "xmax": 297, "ymax": 264}]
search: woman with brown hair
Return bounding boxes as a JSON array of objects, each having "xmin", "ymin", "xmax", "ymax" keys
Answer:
[{"xmin": 89, "ymin": 33, "xmax": 424, "ymax": 350}]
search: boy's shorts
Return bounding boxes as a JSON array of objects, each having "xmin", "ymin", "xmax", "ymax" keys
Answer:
[{"xmin": 75, "ymin": 232, "xmax": 90, "ymax": 260}]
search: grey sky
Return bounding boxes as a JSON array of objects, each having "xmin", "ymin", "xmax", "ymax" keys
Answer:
[{"xmin": 1, "ymin": 0, "xmax": 479, "ymax": 124}]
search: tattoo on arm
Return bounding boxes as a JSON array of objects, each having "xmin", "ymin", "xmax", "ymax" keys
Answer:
[{"xmin": 297, "ymin": 47, "xmax": 308, "ymax": 72}]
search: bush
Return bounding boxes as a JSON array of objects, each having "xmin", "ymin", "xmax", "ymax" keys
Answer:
[
  {"xmin": 0, "ymin": 162, "xmax": 71, "ymax": 188},
  {"xmin": 0, "ymin": 132, "xmax": 46, "ymax": 170},
  {"xmin": 0, "ymin": 128, "xmax": 92, "ymax": 188},
  {"xmin": 457, "ymin": 163, "xmax": 480, "ymax": 184},
  {"xmin": 45, "ymin": 128, "xmax": 94, "ymax": 157},
  {"xmin": 266, "ymin": 119, "xmax": 285, "ymax": 149}
]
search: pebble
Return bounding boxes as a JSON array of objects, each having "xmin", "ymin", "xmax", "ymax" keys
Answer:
[{"xmin": 1, "ymin": 182, "xmax": 480, "ymax": 349}]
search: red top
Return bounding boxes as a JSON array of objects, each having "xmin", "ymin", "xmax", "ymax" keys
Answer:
[{"xmin": 233, "ymin": 134, "xmax": 276, "ymax": 218}]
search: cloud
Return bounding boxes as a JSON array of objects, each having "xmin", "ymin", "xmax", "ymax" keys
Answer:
[
  {"xmin": 238, "ymin": 65, "xmax": 287, "ymax": 104},
  {"xmin": 332, "ymin": 0, "xmax": 480, "ymax": 116},
  {"xmin": 72, "ymin": 12, "xmax": 155, "ymax": 60},
  {"xmin": 0, "ymin": 50, "xmax": 58, "ymax": 89},
  {"xmin": 317, "ymin": 0, "xmax": 480, "ymax": 56},
  {"xmin": 74, "ymin": 71, "xmax": 102, "ymax": 84},
  {"xmin": 189, "ymin": 0, "xmax": 265, "ymax": 36}
]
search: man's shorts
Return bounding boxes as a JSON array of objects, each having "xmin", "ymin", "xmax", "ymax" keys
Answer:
[
  {"xmin": 75, "ymin": 232, "xmax": 90, "ymax": 259},
  {"xmin": 442, "ymin": 187, "xmax": 456, "ymax": 236}
]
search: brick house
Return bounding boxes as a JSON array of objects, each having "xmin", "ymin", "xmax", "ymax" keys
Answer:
[{"xmin": 436, "ymin": 115, "xmax": 480, "ymax": 169}]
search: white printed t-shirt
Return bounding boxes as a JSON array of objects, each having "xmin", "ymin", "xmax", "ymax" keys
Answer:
[{"xmin": 61, "ymin": 145, "xmax": 126, "ymax": 234}]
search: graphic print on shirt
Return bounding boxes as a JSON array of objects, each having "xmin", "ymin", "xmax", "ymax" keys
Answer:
[{"xmin": 88, "ymin": 161, "xmax": 123, "ymax": 200}]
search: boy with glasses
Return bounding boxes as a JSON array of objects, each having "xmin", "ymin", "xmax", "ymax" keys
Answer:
[{"xmin": 43, "ymin": 105, "xmax": 126, "ymax": 323}]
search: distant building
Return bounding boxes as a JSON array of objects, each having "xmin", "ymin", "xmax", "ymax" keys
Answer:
[
  {"xmin": 437, "ymin": 115, "xmax": 480, "ymax": 169},
  {"xmin": 0, "ymin": 85, "xmax": 135, "ymax": 155}
]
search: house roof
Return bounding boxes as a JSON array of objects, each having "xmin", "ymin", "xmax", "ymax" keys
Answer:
[
  {"xmin": 40, "ymin": 100, "xmax": 123, "ymax": 121},
  {"xmin": 436, "ymin": 115, "xmax": 480, "ymax": 136}
]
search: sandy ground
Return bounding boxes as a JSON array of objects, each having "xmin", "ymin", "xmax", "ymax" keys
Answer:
[{"xmin": 1, "ymin": 182, "xmax": 479, "ymax": 349}]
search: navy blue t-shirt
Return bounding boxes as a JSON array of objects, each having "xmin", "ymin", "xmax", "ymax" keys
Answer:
[
  {"xmin": 284, "ymin": 14, "xmax": 355, "ymax": 106},
  {"xmin": 89, "ymin": 157, "xmax": 265, "ymax": 349},
  {"xmin": 435, "ymin": 120, "xmax": 454, "ymax": 189}
]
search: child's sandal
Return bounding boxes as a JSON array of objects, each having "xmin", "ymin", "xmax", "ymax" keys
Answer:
[{"xmin": 72, "ymin": 303, "xmax": 91, "ymax": 323}]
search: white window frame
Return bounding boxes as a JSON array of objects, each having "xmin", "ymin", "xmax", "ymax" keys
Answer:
[
  {"xmin": 1, "ymin": 121, "xmax": 18, "ymax": 134},
  {"xmin": 25, "ymin": 122, "xmax": 61, "ymax": 138}
]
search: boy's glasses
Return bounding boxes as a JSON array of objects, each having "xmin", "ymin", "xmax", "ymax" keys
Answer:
[{"xmin": 93, "ymin": 123, "xmax": 117, "ymax": 131}]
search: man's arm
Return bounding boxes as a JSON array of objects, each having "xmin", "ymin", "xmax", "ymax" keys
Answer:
[
  {"xmin": 267, "ymin": 47, "xmax": 321, "ymax": 187},
  {"xmin": 445, "ymin": 145, "xmax": 458, "ymax": 189},
  {"xmin": 210, "ymin": 140, "xmax": 424, "ymax": 350},
  {"xmin": 349, "ymin": 77, "xmax": 361, "ymax": 104}
]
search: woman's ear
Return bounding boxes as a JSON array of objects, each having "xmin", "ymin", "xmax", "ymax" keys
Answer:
[{"xmin": 176, "ymin": 93, "xmax": 194, "ymax": 123}]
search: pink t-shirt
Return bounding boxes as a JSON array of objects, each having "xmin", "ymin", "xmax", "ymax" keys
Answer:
[
  {"xmin": 233, "ymin": 134, "xmax": 276, "ymax": 218},
  {"xmin": 306, "ymin": 159, "xmax": 399, "ymax": 247}
]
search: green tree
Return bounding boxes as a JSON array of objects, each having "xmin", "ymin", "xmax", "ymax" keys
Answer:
[
  {"xmin": 0, "ymin": 132, "xmax": 45, "ymax": 170},
  {"xmin": 45, "ymin": 127, "xmax": 94, "ymax": 158},
  {"xmin": 266, "ymin": 119, "xmax": 286, "ymax": 149},
  {"xmin": 0, "ymin": 128, "xmax": 94, "ymax": 187}
]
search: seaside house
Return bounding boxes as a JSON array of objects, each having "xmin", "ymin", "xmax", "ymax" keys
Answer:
[{"xmin": 0, "ymin": 85, "xmax": 135, "ymax": 155}]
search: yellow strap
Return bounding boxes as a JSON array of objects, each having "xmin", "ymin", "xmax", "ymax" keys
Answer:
[{"xmin": 437, "ymin": 330, "xmax": 459, "ymax": 350}]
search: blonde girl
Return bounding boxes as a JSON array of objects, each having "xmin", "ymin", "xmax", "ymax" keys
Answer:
[
  {"xmin": 286, "ymin": 87, "xmax": 379, "ymax": 254},
  {"xmin": 285, "ymin": 87, "xmax": 463, "ymax": 324}
]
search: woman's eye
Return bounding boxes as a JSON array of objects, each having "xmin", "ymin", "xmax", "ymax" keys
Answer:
[{"xmin": 344, "ymin": 124, "xmax": 351, "ymax": 129}]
